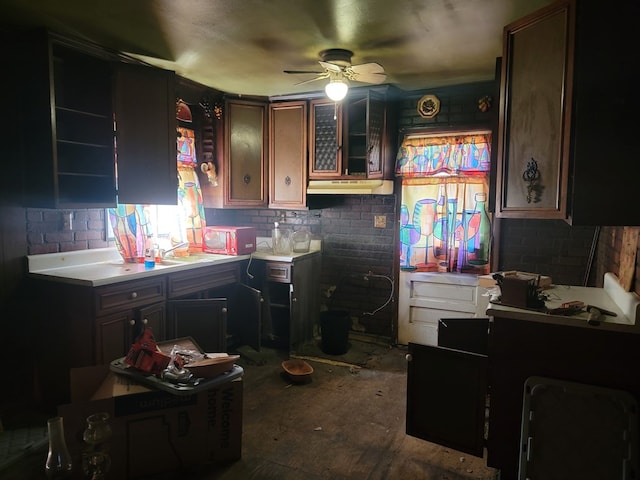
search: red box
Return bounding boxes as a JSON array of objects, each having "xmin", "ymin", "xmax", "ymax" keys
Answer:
[{"xmin": 203, "ymin": 226, "xmax": 257, "ymax": 255}]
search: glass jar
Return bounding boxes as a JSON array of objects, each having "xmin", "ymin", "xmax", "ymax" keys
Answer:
[{"xmin": 82, "ymin": 412, "xmax": 112, "ymax": 480}]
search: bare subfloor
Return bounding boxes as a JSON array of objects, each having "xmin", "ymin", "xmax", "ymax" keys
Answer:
[{"xmin": 1, "ymin": 335, "xmax": 499, "ymax": 479}]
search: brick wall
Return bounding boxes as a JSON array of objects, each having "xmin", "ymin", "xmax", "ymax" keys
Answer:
[
  {"xmin": 26, "ymin": 208, "xmax": 112, "ymax": 255},
  {"xmin": 497, "ymin": 219, "xmax": 599, "ymax": 287}
]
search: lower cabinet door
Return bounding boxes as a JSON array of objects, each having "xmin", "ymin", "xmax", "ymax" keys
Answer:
[
  {"xmin": 168, "ymin": 298, "xmax": 227, "ymax": 353},
  {"xmin": 228, "ymin": 283, "xmax": 262, "ymax": 352},
  {"xmin": 406, "ymin": 342, "xmax": 488, "ymax": 457}
]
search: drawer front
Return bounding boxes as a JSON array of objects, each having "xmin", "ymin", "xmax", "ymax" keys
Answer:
[
  {"xmin": 95, "ymin": 277, "xmax": 165, "ymax": 315},
  {"xmin": 265, "ymin": 262, "xmax": 292, "ymax": 283},
  {"xmin": 167, "ymin": 262, "xmax": 240, "ymax": 298}
]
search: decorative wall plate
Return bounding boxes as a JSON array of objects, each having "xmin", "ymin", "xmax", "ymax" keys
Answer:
[{"xmin": 417, "ymin": 94, "xmax": 440, "ymax": 118}]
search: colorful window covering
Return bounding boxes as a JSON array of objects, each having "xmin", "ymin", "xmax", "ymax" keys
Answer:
[
  {"xmin": 395, "ymin": 132, "xmax": 491, "ymax": 177},
  {"xmin": 397, "ymin": 132, "xmax": 492, "ymax": 274}
]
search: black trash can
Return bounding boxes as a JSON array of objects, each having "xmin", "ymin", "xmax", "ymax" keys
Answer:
[{"xmin": 320, "ymin": 310, "xmax": 350, "ymax": 355}]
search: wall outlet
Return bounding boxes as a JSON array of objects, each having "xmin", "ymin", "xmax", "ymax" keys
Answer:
[
  {"xmin": 62, "ymin": 213, "xmax": 73, "ymax": 231},
  {"xmin": 374, "ymin": 215, "xmax": 386, "ymax": 228}
]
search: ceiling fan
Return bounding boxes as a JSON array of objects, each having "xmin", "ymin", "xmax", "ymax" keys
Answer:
[{"xmin": 284, "ymin": 49, "xmax": 386, "ymax": 101}]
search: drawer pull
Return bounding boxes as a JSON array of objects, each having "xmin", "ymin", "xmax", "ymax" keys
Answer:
[
  {"xmin": 129, "ymin": 319, "xmax": 136, "ymax": 326},
  {"xmin": 142, "ymin": 318, "xmax": 148, "ymax": 325},
  {"xmin": 130, "ymin": 292, "xmax": 138, "ymax": 299}
]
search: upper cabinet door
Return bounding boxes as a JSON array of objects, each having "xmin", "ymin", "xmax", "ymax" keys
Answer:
[
  {"xmin": 114, "ymin": 63, "xmax": 177, "ymax": 205},
  {"xmin": 224, "ymin": 99, "xmax": 268, "ymax": 207},
  {"xmin": 269, "ymin": 101, "xmax": 307, "ymax": 209},
  {"xmin": 495, "ymin": 1, "xmax": 574, "ymax": 220},
  {"xmin": 497, "ymin": 1, "xmax": 638, "ymax": 225},
  {"xmin": 309, "ymin": 99, "xmax": 343, "ymax": 178}
]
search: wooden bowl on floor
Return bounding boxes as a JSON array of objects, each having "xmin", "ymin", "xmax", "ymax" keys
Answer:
[
  {"xmin": 186, "ymin": 354, "xmax": 240, "ymax": 378},
  {"xmin": 282, "ymin": 359, "xmax": 313, "ymax": 383}
]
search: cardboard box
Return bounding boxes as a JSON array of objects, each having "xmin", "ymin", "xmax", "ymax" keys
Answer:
[
  {"xmin": 58, "ymin": 365, "xmax": 242, "ymax": 479},
  {"xmin": 478, "ymin": 271, "xmax": 552, "ymax": 288}
]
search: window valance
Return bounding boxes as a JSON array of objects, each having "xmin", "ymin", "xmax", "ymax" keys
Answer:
[{"xmin": 395, "ymin": 132, "xmax": 491, "ymax": 177}]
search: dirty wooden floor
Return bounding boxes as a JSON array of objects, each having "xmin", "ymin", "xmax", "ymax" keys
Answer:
[
  {"xmin": 1, "ymin": 335, "xmax": 499, "ymax": 480},
  {"xmin": 170, "ymin": 335, "xmax": 499, "ymax": 480}
]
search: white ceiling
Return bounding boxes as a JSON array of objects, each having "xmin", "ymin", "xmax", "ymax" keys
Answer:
[{"xmin": 1, "ymin": 0, "xmax": 553, "ymax": 98}]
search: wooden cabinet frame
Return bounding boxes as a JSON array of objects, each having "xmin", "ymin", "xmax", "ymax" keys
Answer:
[{"xmin": 495, "ymin": 1, "xmax": 574, "ymax": 219}]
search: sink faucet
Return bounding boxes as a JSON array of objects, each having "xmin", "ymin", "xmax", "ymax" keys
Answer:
[{"xmin": 160, "ymin": 242, "xmax": 190, "ymax": 258}]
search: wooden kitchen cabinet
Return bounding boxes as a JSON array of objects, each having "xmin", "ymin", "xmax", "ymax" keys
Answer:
[
  {"xmin": 14, "ymin": 29, "xmax": 177, "ymax": 208},
  {"xmin": 268, "ymin": 101, "xmax": 308, "ymax": 209},
  {"xmin": 308, "ymin": 88, "xmax": 394, "ymax": 180},
  {"xmin": 249, "ymin": 253, "xmax": 321, "ymax": 351},
  {"xmin": 308, "ymin": 99, "xmax": 342, "ymax": 177},
  {"xmin": 496, "ymin": 0, "xmax": 638, "ymax": 225},
  {"xmin": 113, "ymin": 62, "xmax": 177, "ymax": 205},
  {"xmin": 224, "ymin": 99, "xmax": 268, "ymax": 207},
  {"xmin": 29, "ymin": 275, "xmax": 166, "ymax": 406},
  {"xmin": 95, "ymin": 301, "xmax": 166, "ymax": 365}
]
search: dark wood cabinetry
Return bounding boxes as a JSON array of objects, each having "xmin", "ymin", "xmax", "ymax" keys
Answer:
[
  {"xmin": 29, "ymin": 261, "xmax": 257, "ymax": 407},
  {"xmin": 496, "ymin": 0, "xmax": 639, "ymax": 225},
  {"xmin": 224, "ymin": 99, "xmax": 268, "ymax": 207},
  {"xmin": 249, "ymin": 253, "xmax": 321, "ymax": 351},
  {"xmin": 13, "ymin": 29, "xmax": 177, "ymax": 208},
  {"xmin": 268, "ymin": 101, "xmax": 308, "ymax": 209},
  {"xmin": 113, "ymin": 62, "xmax": 177, "ymax": 205}
]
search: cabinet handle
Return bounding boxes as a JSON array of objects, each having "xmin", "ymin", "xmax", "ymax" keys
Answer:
[
  {"xmin": 130, "ymin": 292, "xmax": 138, "ymax": 299},
  {"xmin": 243, "ymin": 174, "xmax": 251, "ymax": 184},
  {"xmin": 292, "ymin": 297, "xmax": 298, "ymax": 302},
  {"xmin": 284, "ymin": 176, "xmax": 291, "ymax": 186},
  {"xmin": 129, "ymin": 319, "xmax": 136, "ymax": 326},
  {"xmin": 222, "ymin": 307, "xmax": 227, "ymax": 313},
  {"xmin": 405, "ymin": 353, "xmax": 413, "ymax": 362},
  {"xmin": 142, "ymin": 318, "xmax": 148, "ymax": 325}
]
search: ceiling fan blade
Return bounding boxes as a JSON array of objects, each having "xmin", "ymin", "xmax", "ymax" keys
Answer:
[
  {"xmin": 319, "ymin": 61, "xmax": 342, "ymax": 72},
  {"xmin": 352, "ymin": 72, "xmax": 387, "ymax": 84},
  {"xmin": 349, "ymin": 62, "xmax": 385, "ymax": 75},
  {"xmin": 284, "ymin": 70, "xmax": 324, "ymax": 74},
  {"xmin": 293, "ymin": 73, "xmax": 329, "ymax": 86}
]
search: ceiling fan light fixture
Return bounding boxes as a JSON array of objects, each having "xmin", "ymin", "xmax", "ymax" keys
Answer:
[{"xmin": 325, "ymin": 78, "xmax": 348, "ymax": 102}]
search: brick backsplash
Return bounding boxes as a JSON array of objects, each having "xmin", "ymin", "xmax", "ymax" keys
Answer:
[
  {"xmin": 497, "ymin": 218, "xmax": 600, "ymax": 287},
  {"xmin": 26, "ymin": 208, "xmax": 112, "ymax": 255}
]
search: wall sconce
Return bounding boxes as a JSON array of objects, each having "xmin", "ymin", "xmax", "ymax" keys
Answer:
[{"xmin": 325, "ymin": 75, "xmax": 348, "ymax": 102}]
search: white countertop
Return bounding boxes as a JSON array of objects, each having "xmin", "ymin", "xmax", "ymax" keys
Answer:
[
  {"xmin": 486, "ymin": 273, "xmax": 640, "ymax": 334},
  {"xmin": 26, "ymin": 239, "xmax": 321, "ymax": 287}
]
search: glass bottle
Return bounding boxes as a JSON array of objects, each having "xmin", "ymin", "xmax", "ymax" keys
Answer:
[{"xmin": 45, "ymin": 416, "xmax": 73, "ymax": 479}]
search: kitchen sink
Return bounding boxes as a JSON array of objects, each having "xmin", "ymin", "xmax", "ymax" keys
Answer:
[{"xmin": 159, "ymin": 253, "xmax": 233, "ymax": 264}]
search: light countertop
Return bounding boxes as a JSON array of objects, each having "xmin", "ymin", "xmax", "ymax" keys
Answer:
[{"xmin": 26, "ymin": 239, "xmax": 321, "ymax": 287}]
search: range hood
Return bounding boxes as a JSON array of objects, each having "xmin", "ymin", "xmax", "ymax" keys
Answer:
[{"xmin": 307, "ymin": 179, "xmax": 394, "ymax": 195}]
